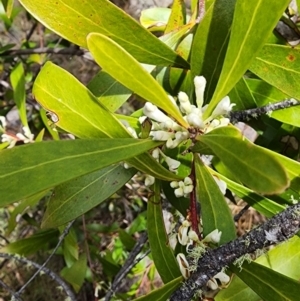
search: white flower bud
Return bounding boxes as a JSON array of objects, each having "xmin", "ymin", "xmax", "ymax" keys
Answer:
[
  {"xmin": 184, "ymin": 177, "xmax": 193, "ymax": 186},
  {"xmin": 152, "ymin": 148, "xmax": 160, "ymax": 160},
  {"xmin": 211, "ymin": 96, "xmax": 235, "ymax": 117},
  {"xmin": 150, "ymin": 130, "xmax": 174, "ymax": 141},
  {"xmin": 170, "ymin": 181, "xmax": 179, "ymax": 188},
  {"xmin": 203, "ymin": 229, "xmax": 222, "ymax": 244},
  {"xmin": 174, "ymin": 187, "xmax": 184, "ymax": 197},
  {"xmin": 178, "ymin": 91, "xmax": 192, "ymax": 114},
  {"xmin": 145, "ymin": 175, "xmax": 155, "ymax": 186},
  {"xmin": 176, "ymin": 253, "xmax": 190, "ymax": 279},
  {"xmin": 143, "ymin": 102, "xmax": 173, "ymax": 123},
  {"xmin": 186, "ymin": 112, "xmax": 204, "ymax": 128},
  {"xmin": 183, "ymin": 185, "xmax": 194, "ymax": 195},
  {"xmin": 194, "ymin": 76, "xmax": 206, "ymax": 109},
  {"xmin": 164, "ymin": 156, "xmax": 181, "ymax": 172}
]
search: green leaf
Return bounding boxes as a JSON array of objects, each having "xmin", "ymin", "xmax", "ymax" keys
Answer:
[
  {"xmin": 33, "ymin": 62, "xmax": 181, "ymax": 182},
  {"xmin": 247, "ymin": 78, "xmax": 300, "ymax": 127},
  {"xmin": 249, "ymin": 45, "xmax": 300, "ymax": 101},
  {"xmin": 147, "ymin": 181, "xmax": 181, "ymax": 283},
  {"xmin": 232, "ymin": 261, "xmax": 300, "ymax": 301},
  {"xmin": 42, "ymin": 165, "xmax": 136, "ymax": 228},
  {"xmin": 208, "ymin": 168, "xmax": 285, "ymax": 217},
  {"xmin": 165, "ymin": 0, "xmax": 186, "ymax": 34},
  {"xmin": 140, "ymin": 7, "xmax": 171, "ymax": 31},
  {"xmin": 40, "ymin": 108, "xmax": 60, "ymax": 141},
  {"xmin": 10, "ymin": 62, "xmax": 27, "ymax": 127},
  {"xmin": 61, "ymin": 254, "xmax": 87, "ymax": 292},
  {"xmin": 18, "ymin": 0, "xmax": 188, "ymax": 67},
  {"xmin": 194, "ymin": 156, "xmax": 236, "ymax": 244},
  {"xmin": 87, "ymin": 71, "xmax": 131, "ymax": 113},
  {"xmin": 197, "ymin": 126, "xmax": 290, "ymax": 194},
  {"xmin": 0, "ymin": 138, "xmax": 161, "ymax": 206},
  {"xmin": 228, "ymin": 77, "xmax": 257, "ymax": 110},
  {"xmin": 33, "ymin": 62, "xmax": 130, "ymax": 139},
  {"xmin": 191, "ymin": 0, "xmax": 236, "ymax": 103},
  {"xmin": 62, "ymin": 227, "xmax": 78, "ymax": 267},
  {"xmin": 87, "ymin": 33, "xmax": 188, "ymax": 128},
  {"xmin": 1, "ymin": 0, "xmax": 14, "ymax": 18},
  {"xmin": 206, "ymin": 0, "xmax": 290, "ymax": 117},
  {"xmin": 133, "ymin": 277, "xmax": 182, "ymax": 301},
  {"xmin": 0, "ymin": 229, "xmax": 58, "ymax": 255}
]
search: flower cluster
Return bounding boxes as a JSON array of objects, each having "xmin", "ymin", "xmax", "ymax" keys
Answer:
[
  {"xmin": 0, "ymin": 116, "xmax": 34, "ymax": 148},
  {"xmin": 140, "ymin": 76, "xmax": 235, "ymax": 149}
]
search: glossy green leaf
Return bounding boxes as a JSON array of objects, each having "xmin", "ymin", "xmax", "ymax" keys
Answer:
[
  {"xmin": 61, "ymin": 254, "xmax": 87, "ymax": 292},
  {"xmin": 147, "ymin": 181, "xmax": 181, "ymax": 283},
  {"xmin": 228, "ymin": 77, "xmax": 257, "ymax": 110},
  {"xmin": 194, "ymin": 156, "xmax": 236, "ymax": 243},
  {"xmin": 42, "ymin": 165, "xmax": 136, "ymax": 228},
  {"xmin": 197, "ymin": 126, "xmax": 290, "ymax": 194},
  {"xmin": 207, "ymin": 0, "xmax": 290, "ymax": 117},
  {"xmin": 33, "ymin": 62, "xmax": 181, "ymax": 182},
  {"xmin": 33, "ymin": 62, "xmax": 130, "ymax": 139},
  {"xmin": 191, "ymin": 0, "xmax": 236, "ymax": 103},
  {"xmin": 87, "ymin": 33, "xmax": 188, "ymax": 128},
  {"xmin": 18, "ymin": 0, "xmax": 188, "ymax": 67},
  {"xmin": 87, "ymin": 71, "xmax": 131, "ymax": 113},
  {"xmin": 0, "ymin": 229, "xmax": 58, "ymax": 255},
  {"xmin": 134, "ymin": 277, "xmax": 182, "ymax": 301},
  {"xmin": 10, "ymin": 62, "xmax": 27, "ymax": 127},
  {"xmin": 247, "ymin": 74, "xmax": 300, "ymax": 128},
  {"xmin": 0, "ymin": 138, "xmax": 161, "ymax": 206},
  {"xmin": 250, "ymin": 45, "xmax": 300, "ymax": 101},
  {"xmin": 208, "ymin": 168, "xmax": 285, "ymax": 217},
  {"xmin": 165, "ymin": 0, "xmax": 186, "ymax": 34},
  {"xmin": 233, "ymin": 261, "xmax": 300, "ymax": 301}
]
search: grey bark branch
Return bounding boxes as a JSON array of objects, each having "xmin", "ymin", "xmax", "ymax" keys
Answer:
[
  {"xmin": 229, "ymin": 98, "xmax": 300, "ymax": 123},
  {"xmin": 170, "ymin": 203, "xmax": 300, "ymax": 301}
]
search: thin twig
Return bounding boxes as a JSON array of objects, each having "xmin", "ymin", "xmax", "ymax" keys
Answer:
[
  {"xmin": 15, "ymin": 220, "xmax": 75, "ymax": 298},
  {"xmin": 229, "ymin": 98, "xmax": 300, "ymax": 123},
  {"xmin": 0, "ymin": 47, "xmax": 85, "ymax": 57},
  {"xmin": 170, "ymin": 203, "xmax": 300, "ymax": 300},
  {"xmin": 234, "ymin": 204, "xmax": 251, "ymax": 222},
  {"xmin": 0, "ymin": 278, "xmax": 23, "ymax": 301},
  {"xmin": 0, "ymin": 253, "xmax": 76, "ymax": 301},
  {"xmin": 104, "ymin": 232, "xmax": 149, "ymax": 301}
]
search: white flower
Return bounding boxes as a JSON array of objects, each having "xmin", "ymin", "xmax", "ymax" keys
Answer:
[
  {"xmin": 178, "ymin": 92, "xmax": 192, "ymax": 114},
  {"xmin": 171, "ymin": 177, "xmax": 193, "ymax": 197},
  {"xmin": 205, "ymin": 117, "xmax": 230, "ymax": 133},
  {"xmin": 214, "ymin": 271, "xmax": 230, "ymax": 285},
  {"xmin": 143, "ymin": 102, "xmax": 173, "ymax": 123},
  {"xmin": 16, "ymin": 126, "xmax": 34, "ymax": 144},
  {"xmin": 186, "ymin": 112, "xmax": 204, "ymax": 128},
  {"xmin": 203, "ymin": 229, "xmax": 222, "ymax": 244},
  {"xmin": 165, "ymin": 156, "xmax": 181, "ymax": 172},
  {"xmin": 194, "ymin": 76, "xmax": 206, "ymax": 109},
  {"xmin": 207, "ymin": 279, "xmax": 218, "ymax": 290},
  {"xmin": 149, "ymin": 130, "xmax": 174, "ymax": 141},
  {"xmin": 176, "ymin": 253, "xmax": 190, "ymax": 279},
  {"xmin": 152, "ymin": 148, "xmax": 160, "ymax": 160},
  {"xmin": 178, "ymin": 222, "xmax": 190, "ymax": 245},
  {"xmin": 188, "ymin": 230, "xmax": 199, "ymax": 242},
  {"xmin": 211, "ymin": 96, "xmax": 235, "ymax": 117},
  {"xmin": 145, "ymin": 175, "xmax": 155, "ymax": 186},
  {"xmin": 1, "ymin": 133, "xmax": 17, "ymax": 148}
]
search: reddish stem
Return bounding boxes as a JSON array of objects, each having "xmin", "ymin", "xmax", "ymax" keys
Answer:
[{"xmin": 189, "ymin": 161, "xmax": 201, "ymax": 238}]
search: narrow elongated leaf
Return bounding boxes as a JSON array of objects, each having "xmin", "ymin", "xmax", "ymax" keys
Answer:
[
  {"xmin": 191, "ymin": 0, "xmax": 236, "ymax": 103},
  {"xmin": 147, "ymin": 181, "xmax": 181, "ymax": 283},
  {"xmin": 233, "ymin": 262, "xmax": 300, "ymax": 301},
  {"xmin": 42, "ymin": 165, "xmax": 136, "ymax": 228},
  {"xmin": 33, "ymin": 62, "xmax": 130, "ymax": 139},
  {"xmin": 0, "ymin": 138, "xmax": 161, "ymax": 206},
  {"xmin": 18, "ymin": 0, "xmax": 188, "ymax": 67},
  {"xmin": 10, "ymin": 62, "xmax": 27, "ymax": 127},
  {"xmin": 194, "ymin": 156, "xmax": 236, "ymax": 243},
  {"xmin": 197, "ymin": 126, "xmax": 289, "ymax": 194},
  {"xmin": 206, "ymin": 0, "xmax": 290, "ymax": 117},
  {"xmin": 208, "ymin": 168, "xmax": 285, "ymax": 217},
  {"xmin": 33, "ymin": 62, "xmax": 181, "ymax": 181},
  {"xmin": 87, "ymin": 33, "xmax": 188, "ymax": 128},
  {"xmin": 87, "ymin": 71, "xmax": 131, "ymax": 112},
  {"xmin": 0, "ymin": 229, "xmax": 58, "ymax": 255},
  {"xmin": 246, "ymin": 78, "xmax": 300, "ymax": 127},
  {"xmin": 134, "ymin": 277, "xmax": 182, "ymax": 301}
]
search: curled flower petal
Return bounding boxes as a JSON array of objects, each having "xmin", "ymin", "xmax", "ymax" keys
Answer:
[
  {"xmin": 214, "ymin": 272, "xmax": 230, "ymax": 285},
  {"xmin": 176, "ymin": 253, "xmax": 190, "ymax": 279},
  {"xmin": 203, "ymin": 229, "xmax": 222, "ymax": 244},
  {"xmin": 211, "ymin": 96, "xmax": 235, "ymax": 117},
  {"xmin": 194, "ymin": 76, "xmax": 206, "ymax": 109},
  {"xmin": 207, "ymin": 279, "xmax": 218, "ymax": 290},
  {"xmin": 178, "ymin": 224, "xmax": 190, "ymax": 245},
  {"xmin": 164, "ymin": 155, "xmax": 181, "ymax": 172}
]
